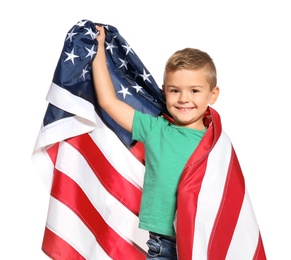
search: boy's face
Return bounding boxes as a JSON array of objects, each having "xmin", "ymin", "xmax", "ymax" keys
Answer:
[{"xmin": 163, "ymin": 69, "xmax": 219, "ymax": 130}]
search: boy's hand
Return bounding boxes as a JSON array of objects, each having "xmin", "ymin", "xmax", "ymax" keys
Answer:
[
  {"xmin": 95, "ymin": 25, "xmax": 106, "ymax": 45},
  {"xmin": 94, "ymin": 25, "xmax": 106, "ymax": 63}
]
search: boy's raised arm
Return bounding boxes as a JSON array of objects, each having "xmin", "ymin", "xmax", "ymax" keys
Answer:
[{"xmin": 92, "ymin": 26, "xmax": 135, "ymax": 133}]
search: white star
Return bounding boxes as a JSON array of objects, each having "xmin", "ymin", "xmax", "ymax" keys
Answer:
[
  {"xmin": 84, "ymin": 27, "xmax": 97, "ymax": 40},
  {"xmin": 117, "ymin": 84, "xmax": 132, "ymax": 99},
  {"xmin": 118, "ymin": 58, "xmax": 128, "ymax": 69},
  {"xmin": 80, "ymin": 66, "xmax": 89, "ymax": 80},
  {"xmin": 66, "ymin": 28, "xmax": 78, "ymax": 42},
  {"xmin": 140, "ymin": 69, "xmax": 152, "ymax": 83},
  {"xmin": 122, "ymin": 42, "xmax": 134, "ymax": 55},
  {"xmin": 76, "ymin": 20, "xmax": 87, "ymax": 27},
  {"xmin": 64, "ymin": 48, "xmax": 79, "ymax": 64},
  {"xmin": 85, "ymin": 45, "xmax": 97, "ymax": 60},
  {"xmin": 131, "ymin": 83, "xmax": 144, "ymax": 93},
  {"xmin": 106, "ymin": 38, "xmax": 118, "ymax": 54}
]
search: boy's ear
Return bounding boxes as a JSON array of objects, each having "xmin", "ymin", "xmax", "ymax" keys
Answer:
[
  {"xmin": 162, "ymin": 85, "xmax": 166, "ymax": 96},
  {"xmin": 209, "ymin": 86, "xmax": 220, "ymax": 105}
]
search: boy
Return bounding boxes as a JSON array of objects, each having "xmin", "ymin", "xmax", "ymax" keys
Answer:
[{"xmin": 92, "ymin": 25, "xmax": 219, "ymax": 259}]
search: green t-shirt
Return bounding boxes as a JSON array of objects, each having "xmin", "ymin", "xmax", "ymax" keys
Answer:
[{"xmin": 132, "ymin": 110, "xmax": 206, "ymax": 236}]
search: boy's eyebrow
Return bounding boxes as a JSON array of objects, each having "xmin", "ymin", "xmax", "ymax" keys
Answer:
[
  {"xmin": 190, "ymin": 85, "xmax": 204, "ymax": 88},
  {"xmin": 166, "ymin": 84, "xmax": 204, "ymax": 88}
]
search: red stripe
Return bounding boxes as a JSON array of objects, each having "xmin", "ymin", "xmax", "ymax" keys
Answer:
[
  {"xmin": 162, "ymin": 113, "xmax": 174, "ymax": 123},
  {"xmin": 176, "ymin": 159, "xmax": 209, "ymax": 259},
  {"xmin": 130, "ymin": 141, "xmax": 145, "ymax": 164},
  {"xmin": 253, "ymin": 233, "xmax": 267, "ymax": 260},
  {"xmin": 47, "ymin": 142, "xmax": 59, "ymax": 166},
  {"xmin": 42, "ymin": 227, "xmax": 85, "ymax": 260},
  {"xmin": 208, "ymin": 149, "xmax": 245, "ymax": 259},
  {"xmin": 50, "ymin": 168, "xmax": 146, "ymax": 259},
  {"xmin": 66, "ymin": 133, "xmax": 142, "ymax": 215}
]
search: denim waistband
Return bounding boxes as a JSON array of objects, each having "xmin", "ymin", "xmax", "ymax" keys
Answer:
[{"xmin": 150, "ymin": 232, "xmax": 176, "ymax": 242}]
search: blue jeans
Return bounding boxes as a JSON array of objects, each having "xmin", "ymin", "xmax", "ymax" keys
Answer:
[{"xmin": 146, "ymin": 232, "xmax": 178, "ymax": 260}]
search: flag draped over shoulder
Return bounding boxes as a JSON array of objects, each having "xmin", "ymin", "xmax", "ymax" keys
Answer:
[
  {"xmin": 32, "ymin": 19, "xmax": 266, "ymax": 259},
  {"xmin": 176, "ymin": 108, "xmax": 266, "ymax": 259}
]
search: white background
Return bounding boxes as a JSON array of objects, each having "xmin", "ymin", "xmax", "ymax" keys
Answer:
[{"xmin": 1, "ymin": 0, "xmax": 290, "ymax": 259}]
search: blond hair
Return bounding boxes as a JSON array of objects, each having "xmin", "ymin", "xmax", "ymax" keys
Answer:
[{"xmin": 164, "ymin": 48, "xmax": 217, "ymax": 90}]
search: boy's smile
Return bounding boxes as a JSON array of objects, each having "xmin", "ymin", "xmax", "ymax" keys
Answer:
[{"xmin": 163, "ymin": 69, "xmax": 219, "ymax": 130}]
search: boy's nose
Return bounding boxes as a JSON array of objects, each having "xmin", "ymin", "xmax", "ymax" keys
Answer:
[{"xmin": 178, "ymin": 92, "xmax": 189, "ymax": 103}]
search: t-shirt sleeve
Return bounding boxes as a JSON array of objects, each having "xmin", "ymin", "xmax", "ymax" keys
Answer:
[{"xmin": 132, "ymin": 110, "xmax": 159, "ymax": 142}]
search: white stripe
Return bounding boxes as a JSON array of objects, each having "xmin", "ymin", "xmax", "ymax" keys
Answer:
[
  {"xmin": 34, "ymin": 83, "xmax": 97, "ymax": 151},
  {"xmin": 226, "ymin": 190, "xmax": 260, "ymax": 259},
  {"xmin": 46, "ymin": 197, "xmax": 111, "ymax": 260},
  {"xmin": 31, "ymin": 144, "xmax": 55, "ymax": 191},
  {"xmin": 192, "ymin": 131, "xmax": 232, "ymax": 259},
  {"xmin": 33, "ymin": 116, "xmax": 94, "ymax": 151},
  {"xmin": 55, "ymin": 141, "xmax": 148, "ymax": 250},
  {"xmin": 47, "ymin": 82, "xmax": 98, "ymax": 125}
]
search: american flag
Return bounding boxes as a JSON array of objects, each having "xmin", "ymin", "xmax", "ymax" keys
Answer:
[{"xmin": 32, "ymin": 19, "xmax": 266, "ymax": 259}]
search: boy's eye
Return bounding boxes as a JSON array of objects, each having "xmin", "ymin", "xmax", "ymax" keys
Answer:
[
  {"xmin": 170, "ymin": 89, "xmax": 179, "ymax": 93},
  {"xmin": 191, "ymin": 89, "xmax": 199, "ymax": 93}
]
